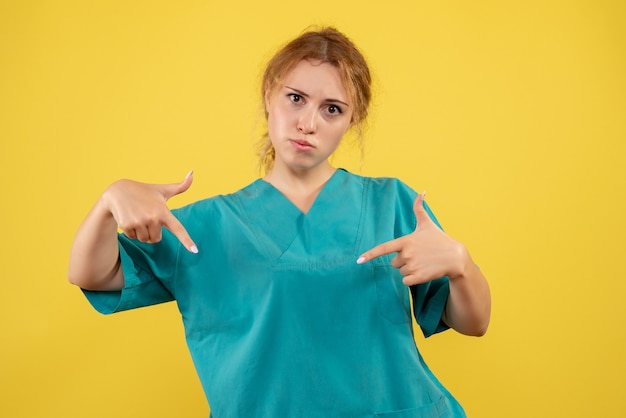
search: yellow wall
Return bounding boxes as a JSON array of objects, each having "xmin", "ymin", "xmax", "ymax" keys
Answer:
[{"xmin": 1, "ymin": 1, "xmax": 625, "ymax": 416}]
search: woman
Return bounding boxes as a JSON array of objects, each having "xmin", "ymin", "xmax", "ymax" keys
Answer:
[{"xmin": 68, "ymin": 27, "xmax": 491, "ymax": 417}]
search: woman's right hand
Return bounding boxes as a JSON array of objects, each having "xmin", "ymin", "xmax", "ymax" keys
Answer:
[
  {"xmin": 68, "ymin": 172, "xmax": 197, "ymax": 291},
  {"xmin": 102, "ymin": 171, "xmax": 198, "ymax": 253}
]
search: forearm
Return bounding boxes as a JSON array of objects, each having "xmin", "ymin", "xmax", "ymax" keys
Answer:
[
  {"xmin": 67, "ymin": 196, "xmax": 124, "ymax": 291},
  {"xmin": 443, "ymin": 248, "xmax": 491, "ymax": 336}
]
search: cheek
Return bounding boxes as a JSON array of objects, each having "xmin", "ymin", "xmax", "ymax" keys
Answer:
[
  {"xmin": 266, "ymin": 111, "xmax": 282, "ymax": 140},
  {"xmin": 267, "ymin": 105, "xmax": 288, "ymax": 132},
  {"xmin": 331, "ymin": 121, "xmax": 352, "ymax": 141}
]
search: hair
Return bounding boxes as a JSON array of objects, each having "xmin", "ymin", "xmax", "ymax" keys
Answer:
[{"xmin": 257, "ymin": 27, "xmax": 372, "ymax": 174}]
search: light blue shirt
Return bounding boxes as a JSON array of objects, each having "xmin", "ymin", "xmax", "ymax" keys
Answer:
[{"xmin": 83, "ymin": 169, "xmax": 466, "ymax": 417}]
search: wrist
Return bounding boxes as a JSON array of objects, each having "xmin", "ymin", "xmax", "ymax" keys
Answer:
[
  {"xmin": 95, "ymin": 191, "xmax": 118, "ymax": 227},
  {"xmin": 448, "ymin": 243, "xmax": 472, "ymax": 282}
]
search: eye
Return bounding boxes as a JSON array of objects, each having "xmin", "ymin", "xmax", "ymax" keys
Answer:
[
  {"xmin": 288, "ymin": 93, "xmax": 303, "ymax": 103},
  {"xmin": 326, "ymin": 104, "xmax": 343, "ymax": 115}
]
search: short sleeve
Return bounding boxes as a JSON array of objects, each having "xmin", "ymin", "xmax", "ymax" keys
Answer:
[
  {"xmin": 411, "ymin": 277, "xmax": 450, "ymax": 338},
  {"xmin": 81, "ymin": 233, "xmax": 178, "ymax": 315},
  {"xmin": 390, "ymin": 180, "xmax": 451, "ymax": 338}
]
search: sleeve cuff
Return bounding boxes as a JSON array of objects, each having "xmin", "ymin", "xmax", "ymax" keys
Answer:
[{"xmin": 81, "ymin": 241, "xmax": 174, "ymax": 314}]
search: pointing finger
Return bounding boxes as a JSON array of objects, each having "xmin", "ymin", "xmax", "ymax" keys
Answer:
[
  {"xmin": 162, "ymin": 212, "xmax": 198, "ymax": 254},
  {"xmin": 356, "ymin": 237, "xmax": 404, "ymax": 264}
]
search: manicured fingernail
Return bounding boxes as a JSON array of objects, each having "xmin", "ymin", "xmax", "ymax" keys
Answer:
[
  {"xmin": 186, "ymin": 170, "xmax": 194, "ymax": 179},
  {"xmin": 190, "ymin": 245, "xmax": 199, "ymax": 254},
  {"xmin": 356, "ymin": 256, "xmax": 366, "ymax": 264},
  {"xmin": 421, "ymin": 190, "xmax": 427, "ymax": 197}
]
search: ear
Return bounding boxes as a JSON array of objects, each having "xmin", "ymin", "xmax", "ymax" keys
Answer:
[
  {"xmin": 349, "ymin": 114, "xmax": 358, "ymax": 130},
  {"xmin": 263, "ymin": 82, "xmax": 272, "ymax": 112},
  {"xmin": 348, "ymin": 104, "xmax": 358, "ymax": 126}
]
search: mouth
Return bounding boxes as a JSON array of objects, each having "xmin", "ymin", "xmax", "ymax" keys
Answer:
[{"xmin": 290, "ymin": 139, "xmax": 314, "ymax": 151}]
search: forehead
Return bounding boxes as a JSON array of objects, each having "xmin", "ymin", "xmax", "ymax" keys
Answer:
[{"xmin": 281, "ymin": 60, "xmax": 349, "ymax": 102}]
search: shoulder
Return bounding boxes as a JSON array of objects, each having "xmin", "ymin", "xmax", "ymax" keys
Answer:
[
  {"xmin": 340, "ymin": 169, "xmax": 442, "ymax": 228},
  {"xmin": 171, "ymin": 179, "xmax": 263, "ymax": 220},
  {"xmin": 340, "ymin": 169, "xmax": 418, "ymax": 201}
]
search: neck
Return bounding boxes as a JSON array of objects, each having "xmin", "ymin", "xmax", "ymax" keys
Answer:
[
  {"xmin": 264, "ymin": 161, "xmax": 336, "ymax": 191},
  {"xmin": 263, "ymin": 161, "xmax": 336, "ymax": 214}
]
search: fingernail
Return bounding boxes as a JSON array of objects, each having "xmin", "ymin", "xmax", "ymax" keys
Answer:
[
  {"xmin": 190, "ymin": 245, "xmax": 199, "ymax": 254},
  {"xmin": 356, "ymin": 256, "xmax": 366, "ymax": 264},
  {"xmin": 421, "ymin": 190, "xmax": 427, "ymax": 197},
  {"xmin": 186, "ymin": 170, "xmax": 194, "ymax": 179}
]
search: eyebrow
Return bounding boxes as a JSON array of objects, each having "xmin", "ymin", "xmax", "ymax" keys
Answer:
[{"xmin": 285, "ymin": 86, "xmax": 349, "ymax": 107}]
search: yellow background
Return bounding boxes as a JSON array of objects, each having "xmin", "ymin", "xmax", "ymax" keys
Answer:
[{"xmin": 1, "ymin": 1, "xmax": 625, "ymax": 416}]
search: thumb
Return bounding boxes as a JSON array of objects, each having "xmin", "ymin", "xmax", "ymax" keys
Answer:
[
  {"xmin": 161, "ymin": 170, "xmax": 194, "ymax": 201},
  {"xmin": 413, "ymin": 191, "xmax": 432, "ymax": 228}
]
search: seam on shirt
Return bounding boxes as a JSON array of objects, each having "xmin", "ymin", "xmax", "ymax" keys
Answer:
[
  {"xmin": 172, "ymin": 236, "xmax": 182, "ymax": 300},
  {"xmin": 353, "ymin": 175, "xmax": 369, "ymax": 256},
  {"xmin": 273, "ymin": 254, "xmax": 357, "ymax": 270},
  {"xmin": 231, "ymin": 190, "xmax": 276, "ymax": 263}
]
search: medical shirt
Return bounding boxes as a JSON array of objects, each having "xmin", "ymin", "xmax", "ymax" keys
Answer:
[{"xmin": 83, "ymin": 169, "xmax": 466, "ymax": 417}]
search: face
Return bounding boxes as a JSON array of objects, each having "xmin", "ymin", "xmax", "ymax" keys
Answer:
[{"xmin": 265, "ymin": 60, "xmax": 353, "ymax": 174}]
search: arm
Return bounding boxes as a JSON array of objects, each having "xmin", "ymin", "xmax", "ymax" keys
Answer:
[
  {"xmin": 67, "ymin": 173, "xmax": 198, "ymax": 291},
  {"xmin": 67, "ymin": 193, "xmax": 125, "ymax": 291},
  {"xmin": 357, "ymin": 193, "xmax": 491, "ymax": 337},
  {"xmin": 441, "ymin": 245, "xmax": 491, "ymax": 336}
]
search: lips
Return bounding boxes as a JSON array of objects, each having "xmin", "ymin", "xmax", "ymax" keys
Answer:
[{"xmin": 290, "ymin": 139, "xmax": 314, "ymax": 150}]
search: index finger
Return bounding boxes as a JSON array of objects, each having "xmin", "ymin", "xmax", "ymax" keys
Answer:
[
  {"xmin": 356, "ymin": 238, "xmax": 403, "ymax": 264},
  {"xmin": 162, "ymin": 213, "xmax": 198, "ymax": 254}
]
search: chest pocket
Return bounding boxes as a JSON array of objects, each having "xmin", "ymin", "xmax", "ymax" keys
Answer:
[
  {"xmin": 371, "ymin": 255, "xmax": 412, "ymax": 325},
  {"xmin": 375, "ymin": 396, "xmax": 450, "ymax": 418}
]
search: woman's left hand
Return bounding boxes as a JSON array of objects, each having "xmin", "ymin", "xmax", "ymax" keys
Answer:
[
  {"xmin": 358, "ymin": 192, "xmax": 491, "ymax": 336},
  {"xmin": 357, "ymin": 193, "xmax": 471, "ymax": 286}
]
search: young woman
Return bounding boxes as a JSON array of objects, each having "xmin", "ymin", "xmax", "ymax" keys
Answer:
[{"xmin": 68, "ymin": 27, "xmax": 491, "ymax": 418}]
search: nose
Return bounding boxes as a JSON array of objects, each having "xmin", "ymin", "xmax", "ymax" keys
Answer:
[{"xmin": 297, "ymin": 107, "xmax": 317, "ymax": 135}]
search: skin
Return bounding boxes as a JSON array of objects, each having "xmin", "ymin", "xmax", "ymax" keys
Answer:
[
  {"xmin": 67, "ymin": 58, "xmax": 490, "ymax": 336},
  {"xmin": 263, "ymin": 60, "xmax": 354, "ymax": 213},
  {"xmin": 67, "ymin": 172, "xmax": 196, "ymax": 291},
  {"xmin": 357, "ymin": 193, "xmax": 491, "ymax": 336}
]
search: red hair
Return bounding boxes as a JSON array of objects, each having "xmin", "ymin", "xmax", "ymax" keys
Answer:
[{"xmin": 258, "ymin": 27, "xmax": 372, "ymax": 173}]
